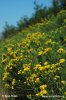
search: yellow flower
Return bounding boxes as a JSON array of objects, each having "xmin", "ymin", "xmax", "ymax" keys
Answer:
[
  {"xmin": 40, "ymin": 90, "xmax": 47, "ymax": 96},
  {"xmin": 22, "ymin": 63, "xmax": 30, "ymax": 73},
  {"xmin": 44, "ymin": 61, "xmax": 48, "ymax": 65},
  {"xmin": 39, "ymin": 66, "xmax": 44, "ymax": 71},
  {"xmin": 12, "ymin": 79, "xmax": 16, "ymax": 85},
  {"xmin": 34, "ymin": 64, "xmax": 41, "ymax": 70},
  {"xmin": 2, "ymin": 73, "xmax": 9, "ymax": 80},
  {"xmin": 51, "ymin": 64, "xmax": 56, "ymax": 69},
  {"xmin": 23, "ymin": 63, "xmax": 30, "ymax": 68},
  {"xmin": 18, "ymin": 70, "xmax": 22, "ymax": 74},
  {"xmin": 36, "ymin": 64, "xmax": 41, "ymax": 67},
  {"xmin": 59, "ymin": 58, "xmax": 65, "ymax": 64},
  {"xmin": 35, "ymin": 78, "xmax": 39, "ymax": 83},
  {"xmin": 57, "ymin": 48, "xmax": 65, "ymax": 53},
  {"xmin": 12, "ymin": 86, "xmax": 14, "ymax": 89},
  {"xmin": 38, "ymin": 51, "xmax": 43, "ymax": 56},
  {"xmin": 35, "ymin": 92, "xmax": 40, "ymax": 96},
  {"xmin": 45, "ymin": 39, "xmax": 52, "ymax": 44},
  {"xmin": 24, "ymin": 67, "xmax": 30, "ymax": 72},
  {"xmin": 7, "ymin": 47, "xmax": 12, "ymax": 52},
  {"xmin": 44, "ymin": 47, "xmax": 52, "ymax": 54},
  {"xmin": 31, "ymin": 74, "xmax": 37, "ymax": 78},
  {"xmin": 36, "ymin": 84, "xmax": 47, "ymax": 96},
  {"xmin": 40, "ymin": 84, "xmax": 47, "ymax": 90},
  {"xmin": 44, "ymin": 65, "xmax": 50, "ymax": 69},
  {"xmin": 36, "ymin": 90, "xmax": 47, "ymax": 96},
  {"xmin": 2, "ymin": 59, "xmax": 6, "ymax": 63}
]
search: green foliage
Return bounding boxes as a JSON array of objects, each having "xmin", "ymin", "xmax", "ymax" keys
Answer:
[
  {"xmin": 59, "ymin": 0, "xmax": 66, "ymax": 9},
  {"xmin": 17, "ymin": 16, "xmax": 30, "ymax": 31},
  {"xmin": 55, "ymin": 10, "xmax": 66, "ymax": 26},
  {"xmin": 0, "ymin": 10, "xmax": 66, "ymax": 100},
  {"xmin": 52, "ymin": 0, "xmax": 60, "ymax": 15},
  {"xmin": 2, "ymin": 22, "xmax": 17, "ymax": 39}
]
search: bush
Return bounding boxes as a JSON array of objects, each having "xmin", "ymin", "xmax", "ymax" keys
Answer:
[
  {"xmin": 1, "ymin": 31, "xmax": 66, "ymax": 99},
  {"xmin": 0, "ymin": 10, "xmax": 66, "ymax": 100}
]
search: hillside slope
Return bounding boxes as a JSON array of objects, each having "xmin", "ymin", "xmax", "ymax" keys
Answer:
[{"xmin": 0, "ymin": 10, "xmax": 66, "ymax": 100}]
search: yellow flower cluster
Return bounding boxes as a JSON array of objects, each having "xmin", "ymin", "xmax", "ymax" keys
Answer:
[
  {"xmin": 44, "ymin": 47, "xmax": 52, "ymax": 54},
  {"xmin": 18, "ymin": 70, "xmax": 22, "ymax": 74},
  {"xmin": 34, "ymin": 63, "xmax": 50, "ymax": 71},
  {"xmin": 59, "ymin": 58, "xmax": 65, "ymax": 64},
  {"xmin": 2, "ymin": 72, "xmax": 9, "ymax": 80},
  {"xmin": 11, "ymin": 79, "xmax": 16, "ymax": 89},
  {"xmin": 36, "ymin": 84, "xmax": 47, "ymax": 96},
  {"xmin": 1, "ymin": 10, "xmax": 66, "ymax": 97},
  {"xmin": 7, "ymin": 47, "xmax": 12, "ymax": 52},
  {"xmin": 35, "ymin": 78, "xmax": 40, "ymax": 83},
  {"xmin": 57, "ymin": 48, "xmax": 65, "ymax": 53},
  {"xmin": 12, "ymin": 79, "xmax": 16, "ymax": 85},
  {"xmin": 38, "ymin": 51, "xmax": 43, "ymax": 56},
  {"xmin": 26, "ymin": 73, "xmax": 37, "ymax": 83},
  {"xmin": 22, "ymin": 63, "xmax": 30, "ymax": 73},
  {"xmin": 40, "ymin": 84, "xmax": 47, "ymax": 90},
  {"xmin": 45, "ymin": 39, "xmax": 52, "ymax": 44}
]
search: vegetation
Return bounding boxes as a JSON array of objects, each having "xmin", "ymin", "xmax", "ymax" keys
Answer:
[
  {"xmin": 1, "ymin": 0, "xmax": 66, "ymax": 39},
  {"xmin": 0, "ymin": 0, "xmax": 66, "ymax": 100}
]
